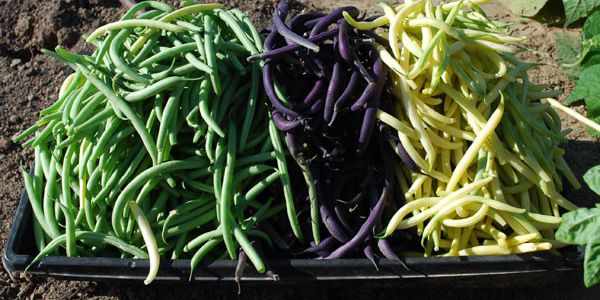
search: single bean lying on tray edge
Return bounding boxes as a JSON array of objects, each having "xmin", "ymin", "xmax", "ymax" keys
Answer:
[{"xmin": 14, "ymin": 1, "xmax": 303, "ymax": 285}]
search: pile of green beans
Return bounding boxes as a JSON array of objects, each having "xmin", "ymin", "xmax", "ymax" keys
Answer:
[{"xmin": 13, "ymin": 1, "xmax": 301, "ymax": 284}]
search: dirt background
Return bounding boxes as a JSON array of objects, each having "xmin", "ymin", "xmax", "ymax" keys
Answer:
[{"xmin": 0, "ymin": 0, "xmax": 599, "ymax": 299}]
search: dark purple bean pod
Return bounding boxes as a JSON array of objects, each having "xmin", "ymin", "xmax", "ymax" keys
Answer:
[
  {"xmin": 309, "ymin": 6, "xmax": 359, "ymax": 37},
  {"xmin": 357, "ymin": 61, "xmax": 387, "ymax": 155},
  {"xmin": 315, "ymin": 169, "xmax": 350, "ymax": 243},
  {"xmin": 287, "ymin": 13, "xmax": 325, "ymax": 32},
  {"xmin": 309, "ymin": 96, "xmax": 324, "ymax": 114},
  {"xmin": 325, "ymin": 184, "xmax": 389, "ymax": 259},
  {"xmin": 363, "ymin": 238, "xmax": 379, "ymax": 270},
  {"xmin": 234, "ymin": 248, "xmax": 247, "ymax": 294},
  {"xmin": 379, "ymin": 123, "xmax": 420, "ymax": 172},
  {"xmin": 330, "ymin": 70, "xmax": 360, "ymax": 124},
  {"xmin": 323, "ymin": 54, "xmax": 342, "ymax": 124},
  {"xmin": 249, "ymin": 29, "xmax": 339, "ymax": 62},
  {"xmin": 272, "ymin": 110, "xmax": 302, "ymax": 132},
  {"xmin": 263, "ymin": 63, "xmax": 301, "ymax": 118},
  {"xmin": 351, "ymin": 56, "xmax": 384, "ymax": 111},
  {"xmin": 338, "ymin": 20, "xmax": 353, "ymax": 62},
  {"xmin": 296, "ymin": 236, "xmax": 339, "ymax": 255},
  {"xmin": 303, "ymin": 79, "xmax": 325, "ymax": 108},
  {"xmin": 334, "ymin": 203, "xmax": 356, "ymax": 235},
  {"xmin": 273, "ymin": 1, "xmax": 320, "ymax": 52}
]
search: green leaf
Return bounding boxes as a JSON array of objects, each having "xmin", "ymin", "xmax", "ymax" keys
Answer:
[
  {"xmin": 584, "ymin": 165, "xmax": 600, "ymax": 196},
  {"xmin": 584, "ymin": 242, "xmax": 600, "ymax": 287},
  {"xmin": 497, "ymin": 0, "xmax": 549, "ymax": 17},
  {"xmin": 557, "ymin": 32, "xmax": 583, "ymax": 77},
  {"xmin": 556, "ymin": 206, "xmax": 600, "ymax": 245},
  {"xmin": 584, "ymin": 10, "xmax": 600, "ymax": 39},
  {"xmin": 563, "ymin": 0, "xmax": 600, "ymax": 26},
  {"xmin": 557, "ymin": 33, "xmax": 582, "ymax": 66},
  {"xmin": 565, "ymin": 64, "xmax": 600, "ymax": 104},
  {"xmin": 581, "ymin": 51, "xmax": 600, "ymax": 69}
]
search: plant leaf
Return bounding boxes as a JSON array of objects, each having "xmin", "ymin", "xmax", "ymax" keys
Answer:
[
  {"xmin": 581, "ymin": 50, "xmax": 600, "ymax": 69},
  {"xmin": 497, "ymin": 0, "xmax": 549, "ymax": 17},
  {"xmin": 584, "ymin": 242, "xmax": 600, "ymax": 287},
  {"xmin": 565, "ymin": 64, "xmax": 600, "ymax": 104},
  {"xmin": 556, "ymin": 206, "xmax": 600, "ymax": 245},
  {"xmin": 584, "ymin": 165, "xmax": 600, "ymax": 195},
  {"xmin": 557, "ymin": 32, "xmax": 583, "ymax": 77},
  {"xmin": 563, "ymin": 0, "xmax": 600, "ymax": 26},
  {"xmin": 584, "ymin": 10, "xmax": 600, "ymax": 39}
]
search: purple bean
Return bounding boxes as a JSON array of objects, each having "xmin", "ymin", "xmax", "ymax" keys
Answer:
[
  {"xmin": 297, "ymin": 236, "xmax": 338, "ymax": 255},
  {"xmin": 315, "ymin": 169, "xmax": 350, "ymax": 242},
  {"xmin": 273, "ymin": 1, "xmax": 320, "ymax": 52},
  {"xmin": 309, "ymin": 6, "xmax": 359, "ymax": 37},
  {"xmin": 378, "ymin": 238, "xmax": 407, "ymax": 266},
  {"xmin": 287, "ymin": 13, "xmax": 325, "ymax": 32},
  {"xmin": 234, "ymin": 249, "xmax": 247, "ymax": 294},
  {"xmin": 309, "ymin": 96, "xmax": 324, "ymax": 114},
  {"xmin": 338, "ymin": 20, "xmax": 352, "ymax": 62},
  {"xmin": 323, "ymin": 55, "xmax": 342, "ymax": 123},
  {"xmin": 272, "ymin": 110, "xmax": 302, "ymax": 131},
  {"xmin": 363, "ymin": 238, "xmax": 379, "ymax": 270},
  {"xmin": 263, "ymin": 63, "xmax": 300, "ymax": 118},
  {"xmin": 248, "ymin": 29, "xmax": 339, "ymax": 62},
  {"xmin": 357, "ymin": 60, "xmax": 387, "ymax": 155},
  {"xmin": 331, "ymin": 70, "xmax": 360, "ymax": 122},
  {"xmin": 351, "ymin": 56, "xmax": 384, "ymax": 111},
  {"xmin": 334, "ymin": 204, "xmax": 356, "ymax": 235},
  {"xmin": 303, "ymin": 79, "xmax": 325, "ymax": 108},
  {"xmin": 325, "ymin": 184, "xmax": 389, "ymax": 259}
]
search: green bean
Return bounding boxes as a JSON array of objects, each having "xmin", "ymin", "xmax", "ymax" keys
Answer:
[
  {"xmin": 61, "ymin": 146, "xmax": 77, "ymax": 256},
  {"xmin": 163, "ymin": 209, "xmax": 216, "ymax": 238},
  {"xmin": 27, "ymin": 230, "xmax": 148, "ymax": 271},
  {"xmin": 171, "ymin": 231, "xmax": 188, "ymax": 260},
  {"xmin": 32, "ymin": 218, "xmax": 46, "ymax": 251},
  {"xmin": 129, "ymin": 201, "xmax": 159, "ymax": 285},
  {"xmin": 268, "ymin": 119, "xmax": 303, "ymax": 242},
  {"xmin": 76, "ymin": 65, "xmax": 158, "ymax": 165},
  {"xmin": 189, "ymin": 238, "xmax": 221, "ymax": 280},
  {"xmin": 42, "ymin": 157, "xmax": 61, "ymax": 238},
  {"xmin": 111, "ymin": 30, "xmax": 150, "ymax": 84},
  {"xmin": 162, "ymin": 203, "xmax": 215, "ymax": 242},
  {"xmin": 139, "ymin": 42, "xmax": 197, "ymax": 67},
  {"xmin": 233, "ymin": 164, "xmax": 275, "ymax": 187},
  {"xmin": 124, "ymin": 76, "xmax": 187, "ymax": 102},
  {"xmin": 198, "ymin": 78, "xmax": 225, "ymax": 137},
  {"xmin": 157, "ymin": 83, "xmax": 184, "ymax": 163},
  {"xmin": 216, "ymin": 10, "xmax": 259, "ymax": 55},
  {"xmin": 244, "ymin": 171, "xmax": 281, "ymax": 203},
  {"xmin": 113, "ymin": 158, "xmax": 209, "ymax": 238},
  {"xmin": 183, "ymin": 228, "xmax": 222, "ymax": 253},
  {"xmin": 147, "ymin": 190, "xmax": 170, "ymax": 222},
  {"xmin": 233, "ymin": 226, "xmax": 265, "ymax": 273},
  {"xmin": 21, "ymin": 166, "xmax": 51, "ymax": 237},
  {"xmin": 239, "ymin": 64, "xmax": 259, "ymax": 150},
  {"xmin": 203, "ymin": 15, "xmax": 221, "ymax": 95},
  {"xmin": 87, "ymin": 20, "xmax": 183, "ymax": 42},
  {"xmin": 179, "ymin": 176, "xmax": 214, "ymax": 193},
  {"xmin": 221, "ymin": 123, "xmax": 238, "ymax": 259}
]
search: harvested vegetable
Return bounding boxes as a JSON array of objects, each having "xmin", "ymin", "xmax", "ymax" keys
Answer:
[
  {"xmin": 344, "ymin": 0, "xmax": 581, "ymax": 256},
  {"xmin": 14, "ymin": 1, "xmax": 294, "ymax": 283},
  {"xmin": 258, "ymin": 1, "xmax": 400, "ymax": 260}
]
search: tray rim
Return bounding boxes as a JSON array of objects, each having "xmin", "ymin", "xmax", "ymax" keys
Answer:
[{"xmin": 3, "ymin": 187, "xmax": 584, "ymax": 283}]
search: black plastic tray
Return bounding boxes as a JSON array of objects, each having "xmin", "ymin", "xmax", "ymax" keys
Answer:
[{"xmin": 3, "ymin": 189, "xmax": 584, "ymax": 286}]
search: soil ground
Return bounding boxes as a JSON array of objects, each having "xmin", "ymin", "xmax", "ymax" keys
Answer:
[{"xmin": 0, "ymin": 0, "xmax": 598, "ymax": 299}]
